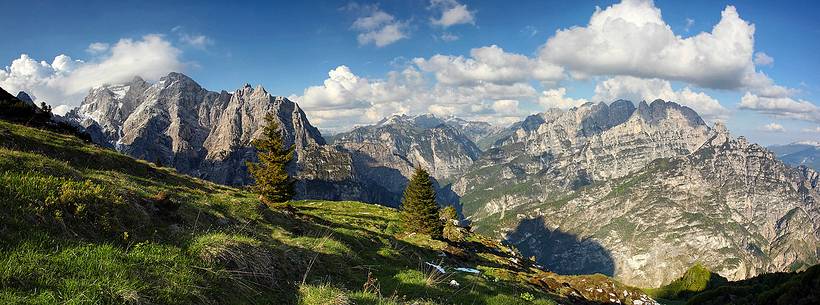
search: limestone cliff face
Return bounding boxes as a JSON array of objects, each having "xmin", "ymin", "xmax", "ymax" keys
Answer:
[
  {"xmin": 488, "ymin": 123, "xmax": 820, "ymax": 287},
  {"xmin": 331, "ymin": 114, "xmax": 484, "ymax": 206},
  {"xmin": 334, "ymin": 114, "xmax": 481, "ymax": 179},
  {"xmin": 453, "ymin": 100, "xmax": 711, "ymax": 218},
  {"xmin": 68, "ymin": 72, "xmax": 326, "ymax": 186}
]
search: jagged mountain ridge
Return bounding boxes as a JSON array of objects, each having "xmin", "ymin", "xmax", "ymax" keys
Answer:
[
  {"xmin": 453, "ymin": 99, "xmax": 713, "ymax": 220},
  {"xmin": 65, "ymin": 73, "xmax": 326, "ymax": 186},
  {"xmin": 66, "ymin": 73, "xmax": 820, "ymax": 288},
  {"xmin": 498, "ymin": 124, "xmax": 820, "ymax": 287},
  {"xmin": 62, "ymin": 73, "xmax": 452, "ymax": 206},
  {"xmin": 456, "ymin": 101, "xmax": 820, "ymax": 287},
  {"xmin": 334, "ymin": 114, "xmax": 482, "ymax": 180}
]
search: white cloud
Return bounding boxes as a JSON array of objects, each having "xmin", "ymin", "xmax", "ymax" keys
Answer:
[
  {"xmin": 492, "ymin": 99, "xmax": 519, "ymax": 114},
  {"xmin": 170, "ymin": 26, "xmax": 214, "ymax": 49},
  {"xmin": 352, "ymin": 10, "xmax": 394, "ymax": 30},
  {"xmin": 180, "ymin": 34, "xmax": 213, "ymax": 49},
  {"xmin": 522, "ymin": 25, "xmax": 538, "ymax": 37},
  {"xmin": 754, "ymin": 52, "xmax": 774, "ymax": 66},
  {"xmin": 430, "ymin": 0, "xmax": 475, "ymax": 28},
  {"xmin": 535, "ymin": 0, "xmax": 815, "ymax": 123},
  {"xmin": 801, "ymin": 126, "xmax": 820, "ymax": 133},
  {"xmin": 291, "ymin": 65, "xmax": 421, "ymax": 130},
  {"xmin": 294, "ymin": 0, "xmax": 816, "ymax": 131},
  {"xmin": 540, "ymin": 0, "xmax": 756, "ymax": 90},
  {"xmin": 684, "ymin": 18, "xmax": 694, "ymax": 32},
  {"xmin": 0, "ymin": 34, "xmax": 183, "ymax": 112},
  {"xmin": 86, "ymin": 42, "xmax": 110, "ymax": 54},
  {"xmin": 739, "ymin": 92, "xmax": 820, "ymax": 123},
  {"xmin": 292, "ymin": 64, "xmax": 536, "ymax": 132},
  {"xmin": 414, "ymin": 45, "xmax": 563, "ymax": 86},
  {"xmin": 538, "ymin": 88, "xmax": 589, "ymax": 109},
  {"xmin": 592, "ymin": 76, "xmax": 729, "ymax": 120},
  {"xmin": 350, "ymin": 7, "xmax": 408, "ymax": 47},
  {"xmin": 439, "ymin": 32, "xmax": 459, "ymax": 42},
  {"xmin": 760, "ymin": 122, "xmax": 785, "ymax": 132}
]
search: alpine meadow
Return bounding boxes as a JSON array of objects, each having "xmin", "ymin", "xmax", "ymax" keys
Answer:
[{"xmin": 1, "ymin": 0, "xmax": 819, "ymax": 304}]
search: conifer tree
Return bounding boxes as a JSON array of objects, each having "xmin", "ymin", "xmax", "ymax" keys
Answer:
[
  {"xmin": 247, "ymin": 112, "xmax": 295, "ymax": 204},
  {"xmin": 400, "ymin": 168, "xmax": 443, "ymax": 239}
]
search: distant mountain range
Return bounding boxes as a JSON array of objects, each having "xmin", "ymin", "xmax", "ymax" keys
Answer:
[
  {"xmin": 769, "ymin": 141, "xmax": 820, "ymax": 171},
  {"xmin": 23, "ymin": 72, "xmax": 818, "ymax": 288}
]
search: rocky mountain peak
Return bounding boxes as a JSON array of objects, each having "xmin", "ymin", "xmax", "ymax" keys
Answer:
[
  {"xmin": 376, "ymin": 113, "xmax": 412, "ymax": 126},
  {"xmin": 708, "ymin": 121, "xmax": 731, "ymax": 146},
  {"xmin": 635, "ymin": 99, "xmax": 706, "ymax": 127},
  {"xmin": 15, "ymin": 91, "xmax": 34, "ymax": 106},
  {"xmin": 65, "ymin": 72, "xmax": 325, "ymax": 185}
]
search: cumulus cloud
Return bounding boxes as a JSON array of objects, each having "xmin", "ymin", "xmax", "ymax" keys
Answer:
[
  {"xmin": 0, "ymin": 34, "xmax": 183, "ymax": 113},
  {"xmin": 534, "ymin": 0, "xmax": 816, "ymax": 123},
  {"xmin": 538, "ymin": 88, "xmax": 589, "ymax": 109},
  {"xmin": 296, "ymin": 0, "xmax": 816, "ymax": 131},
  {"xmin": 538, "ymin": 0, "xmax": 797, "ymax": 102},
  {"xmin": 414, "ymin": 45, "xmax": 563, "ymax": 86},
  {"xmin": 760, "ymin": 122, "xmax": 785, "ymax": 132},
  {"xmin": 754, "ymin": 52, "xmax": 774, "ymax": 66},
  {"xmin": 802, "ymin": 126, "xmax": 820, "ymax": 133},
  {"xmin": 739, "ymin": 92, "xmax": 820, "ymax": 123},
  {"xmin": 540, "ymin": 0, "xmax": 757, "ymax": 90},
  {"xmin": 592, "ymin": 76, "xmax": 729, "ymax": 120},
  {"xmin": 291, "ymin": 64, "xmax": 536, "ymax": 132},
  {"xmin": 350, "ymin": 6, "xmax": 408, "ymax": 47},
  {"xmin": 492, "ymin": 99, "xmax": 519, "ymax": 114},
  {"xmin": 291, "ymin": 65, "xmax": 420, "ymax": 130},
  {"xmin": 430, "ymin": 0, "xmax": 475, "ymax": 28}
]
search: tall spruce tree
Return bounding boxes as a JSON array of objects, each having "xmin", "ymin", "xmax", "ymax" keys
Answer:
[
  {"xmin": 400, "ymin": 168, "xmax": 443, "ymax": 239},
  {"xmin": 247, "ymin": 112, "xmax": 295, "ymax": 204}
]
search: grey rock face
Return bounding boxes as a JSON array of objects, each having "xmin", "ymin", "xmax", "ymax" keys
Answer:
[
  {"xmin": 472, "ymin": 120, "xmax": 820, "ymax": 287},
  {"xmin": 68, "ymin": 73, "xmax": 326, "ymax": 186},
  {"xmin": 335, "ymin": 114, "xmax": 481, "ymax": 180},
  {"xmin": 332, "ymin": 113, "xmax": 484, "ymax": 206},
  {"xmin": 454, "ymin": 100, "xmax": 712, "ymax": 220}
]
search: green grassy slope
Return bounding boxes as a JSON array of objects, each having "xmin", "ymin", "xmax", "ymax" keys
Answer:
[
  {"xmin": 0, "ymin": 119, "xmax": 656, "ymax": 305},
  {"xmin": 648, "ymin": 263, "xmax": 820, "ymax": 305},
  {"xmin": 644, "ymin": 263, "xmax": 727, "ymax": 303}
]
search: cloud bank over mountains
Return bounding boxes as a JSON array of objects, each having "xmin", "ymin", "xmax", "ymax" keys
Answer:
[
  {"xmin": 1, "ymin": 0, "xmax": 815, "ymax": 134},
  {"xmin": 294, "ymin": 0, "xmax": 802, "ymax": 130},
  {"xmin": 0, "ymin": 35, "xmax": 182, "ymax": 115}
]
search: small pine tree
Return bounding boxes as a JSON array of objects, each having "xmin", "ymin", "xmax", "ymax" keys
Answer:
[
  {"xmin": 246, "ymin": 112, "xmax": 295, "ymax": 204},
  {"xmin": 400, "ymin": 168, "xmax": 443, "ymax": 239}
]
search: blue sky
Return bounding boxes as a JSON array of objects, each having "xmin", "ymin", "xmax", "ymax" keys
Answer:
[{"xmin": 1, "ymin": 0, "xmax": 818, "ymax": 144}]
